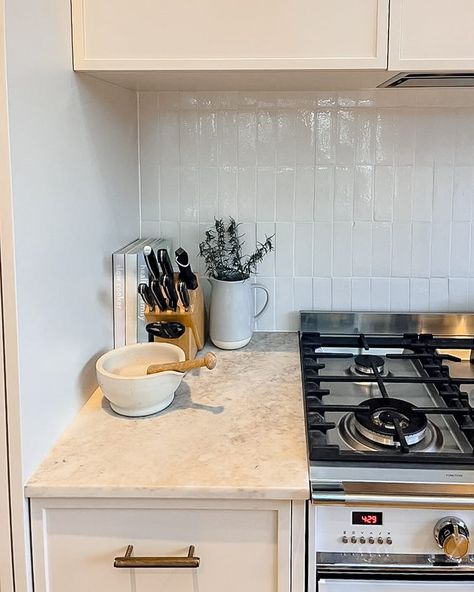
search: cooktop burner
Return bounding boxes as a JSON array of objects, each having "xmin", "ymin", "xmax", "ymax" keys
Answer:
[
  {"xmin": 300, "ymin": 329, "xmax": 474, "ymax": 465},
  {"xmin": 353, "ymin": 397, "xmax": 428, "ymax": 448},
  {"xmin": 338, "ymin": 411, "xmax": 443, "ymax": 453},
  {"xmin": 353, "ymin": 354, "xmax": 385, "ymax": 375}
]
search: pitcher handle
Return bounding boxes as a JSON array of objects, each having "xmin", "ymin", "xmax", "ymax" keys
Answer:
[{"xmin": 251, "ymin": 284, "xmax": 270, "ymax": 320}]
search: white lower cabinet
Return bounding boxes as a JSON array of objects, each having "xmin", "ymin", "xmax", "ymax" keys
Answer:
[{"xmin": 30, "ymin": 498, "xmax": 304, "ymax": 592}]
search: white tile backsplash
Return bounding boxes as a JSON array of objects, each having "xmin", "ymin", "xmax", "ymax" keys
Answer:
[
  {"xmin": 275, "ymin": 222, "xmax": 294, "ymax": 277},
  {"xmin": 314, "ymin": 166, "xmax": 334, "ymax": 221},
  {"xmin": 391, "ymin": 222, "xmax": 412, "ymax": 278},
  {"xmin": 353, "ymin": 165, "xmax": 374, "ymax": 221},
  {"xmin": 429, "ymin": 278, "xmax": 449, "ymax": 312},
  {"xmin": 275, "ymin": 277, "xmax": 296, "ymax": 330},
  {"xmin": 332, "ymin": 278, "xmax": 351, "ymax": 310},
  {"xmin": 390, "ymin": 278, "xmax": 410, "ymax": 311},
  {"xmin": 411, "ymin": 222, "xmax": 431, "ymax": 277},
  {"xmin": 139, "ymin": 90, "xmax": 474, "ymax": 329},
  {"xmin": 352, "ymin": 278, "xmax": 371, "ymax": 311},
  {"xmin": 430, "ymin": 220, "xmax": 451, "ymax": 278},
  {"xmin": 370, "ymin": 278, "xmax": 390, "ymax": 311},
  {"xmin": 352, "ymin": 222, "xmax": 372, "ymax": 277},
  {"xmin": 334, "ymin": 166, "xmax": 354, "ymax": 221},
  {"xmin": 294, "ymin": 223, "xmax": 313, "ymax": 277},
  {"xmin": 449, "ymin": 278, "xmax": 469, "ymax": 311},
  {"xmin": 313, "ymin": 277, "xmax": 332, "ymax": 311},
  {"xmin": 275, "ymin": 167, "xmax": 294, "ymax": 221},
  {"xmin": 313, "ymin": 222, "xmax": 332, "ymax": 277},
  {"xmin": 372, "ymin": 222, "xmax": 392, "ymax": 277},
  {"xmin": 451, "ymin": 221, "xmax": 471, "ymax": 277},
  {"xmin": 410, "ymin": 278, "xmax": 430, "ymax": 312}
]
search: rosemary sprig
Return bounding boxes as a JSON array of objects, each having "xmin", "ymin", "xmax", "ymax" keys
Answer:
[{"xmin": 199, "ymin": 218, "xmax": 274, "ymax": 281}]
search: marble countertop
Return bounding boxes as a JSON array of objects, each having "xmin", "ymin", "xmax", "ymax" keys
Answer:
[{"xmin": 26, "ymin": 333, "xmax": 309, "ymax": 500}]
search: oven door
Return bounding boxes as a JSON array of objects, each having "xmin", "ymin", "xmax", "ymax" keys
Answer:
[{"xmin": 319, "ymin": 581, "xmax": 473, "ymax": 592}]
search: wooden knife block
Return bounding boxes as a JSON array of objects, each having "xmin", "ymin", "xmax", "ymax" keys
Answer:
[{"xmin": 144, "ymin": 275, "xmax": 205, "ymax": 360}]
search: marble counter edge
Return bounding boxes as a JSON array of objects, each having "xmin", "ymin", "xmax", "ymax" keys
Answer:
[{"xmin": 25, "ymin": 483, "xmax": 310, "ymax": 500}]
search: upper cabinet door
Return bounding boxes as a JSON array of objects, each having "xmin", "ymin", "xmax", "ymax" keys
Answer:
[
  {"xmin": 72, "ymin": 0, "xmax": 389, "ymax": 70},
  {"xmin": 389, "ymin": 0, "xmax": 474, "ymax": 70}
]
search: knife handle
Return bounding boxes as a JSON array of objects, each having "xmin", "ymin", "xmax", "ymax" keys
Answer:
[
  {"xmin": 157, "ymin": 249, "xmax": 174, "ymax": 277},
  {"xmin": 162, "ymin": 274, "xmax": 178, "ymax": 311},
  {"xmin": 150, "ymin": 279, "xmax": 167, "ymax": 311},
  {"xmin": 178, "ymin": 281, "xmax": 190, "ymax": 312},
  {"xmin": 175, "ymin": 248, "xmax": 198, "ymax": 290},
  {"xmin": 143, "ymin": 246, "xmax": 161, "ymax": 280},
  {"xmin": 138, "ymin": 283, "xmax": 155, "ymax": 311}
]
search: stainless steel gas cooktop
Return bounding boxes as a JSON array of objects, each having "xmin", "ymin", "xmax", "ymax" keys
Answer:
[{"xmin": 300, "ymin": 312, "xmax": 474, "ymax": 497}]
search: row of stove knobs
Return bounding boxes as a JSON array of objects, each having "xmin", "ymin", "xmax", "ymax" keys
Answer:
[
  {"xmin": 342, "ymin": 535, "xmax": 391, "ymax": 545},
  {"xmin": 342, "ymin": 518, "xmax": 470, "ymax": 560}
]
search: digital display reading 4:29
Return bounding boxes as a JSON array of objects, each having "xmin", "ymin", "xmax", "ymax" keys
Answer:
[{"xmin": 352, "ymin": 511, "xmax": 383, "ymax": 526}]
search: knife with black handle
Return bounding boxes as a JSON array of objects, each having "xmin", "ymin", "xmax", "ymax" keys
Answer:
[
  {"xmin": 143, "ymin": 246, "xmax": 161, "ymax": 280},
  {"xmin": 138, "ymin": 283, "xmax": 155, "ymax": 311},
  {"xmin": 162, "ymin": 273, "xmax": 178, "ymax": 311},
  {"xmin": 150, "ymin": 279, "xmax": 167, "ymax": 311},
  {"xmin": 175, "ymin": 247, "xmax": 198, "ymax": 290},
  {"xmin": 157, "ymin": 248, "xmax": 179, "ymax": 310},
  {"xmin": 157, "ymin": 248, "xmax": 174, "ymax": 277},
  {"xmin": 178, "ymin": 281, "xmax": 190, "ymax": 312}
]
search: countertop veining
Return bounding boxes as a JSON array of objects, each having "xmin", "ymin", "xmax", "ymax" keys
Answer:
[{"xmin": 26, "ymin": 332, "xmax": 309, "ymax": 500}]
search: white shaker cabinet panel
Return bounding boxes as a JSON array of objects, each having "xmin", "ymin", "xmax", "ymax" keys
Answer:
[
  {"xmin": 72, "ymin": 0, "xmax": 389, "ymax": 70},
  {"xmin": 31, "ymin": 498, "xmax": 294, "ymax": 592},
  {"xmin": 389, "ymin": 0, "xmax": 474, "ymax": 70}
]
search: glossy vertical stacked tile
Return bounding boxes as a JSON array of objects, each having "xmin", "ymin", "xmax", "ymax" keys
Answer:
[{"xmin": 138, "ymin": 90, "xmax": 474, "ymax": 329}]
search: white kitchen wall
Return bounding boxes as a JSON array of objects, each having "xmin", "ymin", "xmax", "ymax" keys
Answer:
[
  {"xmin": 138, "ymin": 90, "xmax": 474, "ymax": 330},
  {"xmin": 2, "ymin": 1, "xmax": 139, "ymax": 587}
]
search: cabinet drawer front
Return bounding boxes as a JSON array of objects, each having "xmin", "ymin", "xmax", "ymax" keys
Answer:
[
  {"xmin": 73, "ymin": 0, "xmax": 389, "ymax": 70},
  {"xmin": 32, "ymin": 502, "xmax": 289, "ymax": 592}
]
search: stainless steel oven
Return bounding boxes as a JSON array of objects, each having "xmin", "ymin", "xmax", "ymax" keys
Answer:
[
  {"xmin": 309, "ymin": 499, "xmax": 474, "ymax": 592},
  {"xmin": 300, "ymin": 312, "xmax": 474, "ymax": 592}
]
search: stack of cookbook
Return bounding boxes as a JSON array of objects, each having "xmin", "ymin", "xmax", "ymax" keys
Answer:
[{"xmin": 112, "ymin": 237, "xmax": 172, "ymax": 347}]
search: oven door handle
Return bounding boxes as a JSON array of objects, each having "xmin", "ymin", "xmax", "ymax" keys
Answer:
[
  {"xmin": 317, "ymin": 564, "xmax": 474, "ymax": 577},
  {"xmin": 312, "ymin": 490, "xmax": 474, "ymax": 508}
]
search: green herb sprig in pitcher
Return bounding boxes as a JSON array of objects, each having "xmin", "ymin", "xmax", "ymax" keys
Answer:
[
  {"xmin": 199, "ymin": 218, "xmax": 274, "ymax": 349},
  {"xmin": 199, "ymin": 218, "xmax": 274, "ymax": 281}
]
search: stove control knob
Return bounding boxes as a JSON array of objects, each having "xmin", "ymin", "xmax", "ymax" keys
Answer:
[
  {"xmin": 359, "ymin": 537, "xmax": 366, "ymax": 544},
  {"xmin": 342, "ymin": 535, "xmax": 348, "ymax": 544},
  {"xmin": 434, "ymin": 517, "xmax": 470, "ymax": 560},
  {"xmin": 386, "ymin": 537, "xmax": 392, "ymax": 545},
  {"xmin": 368, "ymin": 537, "xmax": 375, "ymax": 544},
  {"xmin": 377, "ymin": 537, "xmax": 384, "ymax": 545},
  {"xmin": 351, "ymin": 536, "xmax": 357, "ymax": 544}
]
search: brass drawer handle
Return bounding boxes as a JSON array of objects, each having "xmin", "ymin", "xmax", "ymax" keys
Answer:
[{"xmin": 114, "ymin": 545, "xmax": 200, "ymax": 569}]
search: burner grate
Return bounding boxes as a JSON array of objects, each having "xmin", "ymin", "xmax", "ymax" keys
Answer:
[{"xmin": 301, "ymin": 331, "xmax": 474, "ymax": 464}]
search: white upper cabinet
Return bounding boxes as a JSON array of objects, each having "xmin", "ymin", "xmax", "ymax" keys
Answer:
[
  {"xmin": 72, "ymin": 0, "xmax": 389, "ymax": 70},
  {"xmin": 389, "ymin": 0, "xmax": 474, "ymax": 70}
]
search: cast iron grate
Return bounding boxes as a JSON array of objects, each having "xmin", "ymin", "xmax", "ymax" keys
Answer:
[{"xmin": 300, "ymin": 332, "xmax": 474, "ymax": 464}]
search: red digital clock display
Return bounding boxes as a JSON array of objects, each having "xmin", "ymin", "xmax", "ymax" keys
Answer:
[{"xmin": 352, "ymin": 512, "xmax": 383, "ymax": 525}]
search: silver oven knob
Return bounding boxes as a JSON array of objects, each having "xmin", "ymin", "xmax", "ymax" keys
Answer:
[{"xmin": 434, "ymin": 517, "xmax": 470, "ymax": 561}]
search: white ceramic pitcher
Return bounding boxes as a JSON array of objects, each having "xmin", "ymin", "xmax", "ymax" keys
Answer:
[{"xmin": 208, "ymin": 278, "xmax": 269, "ymax": 349}]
